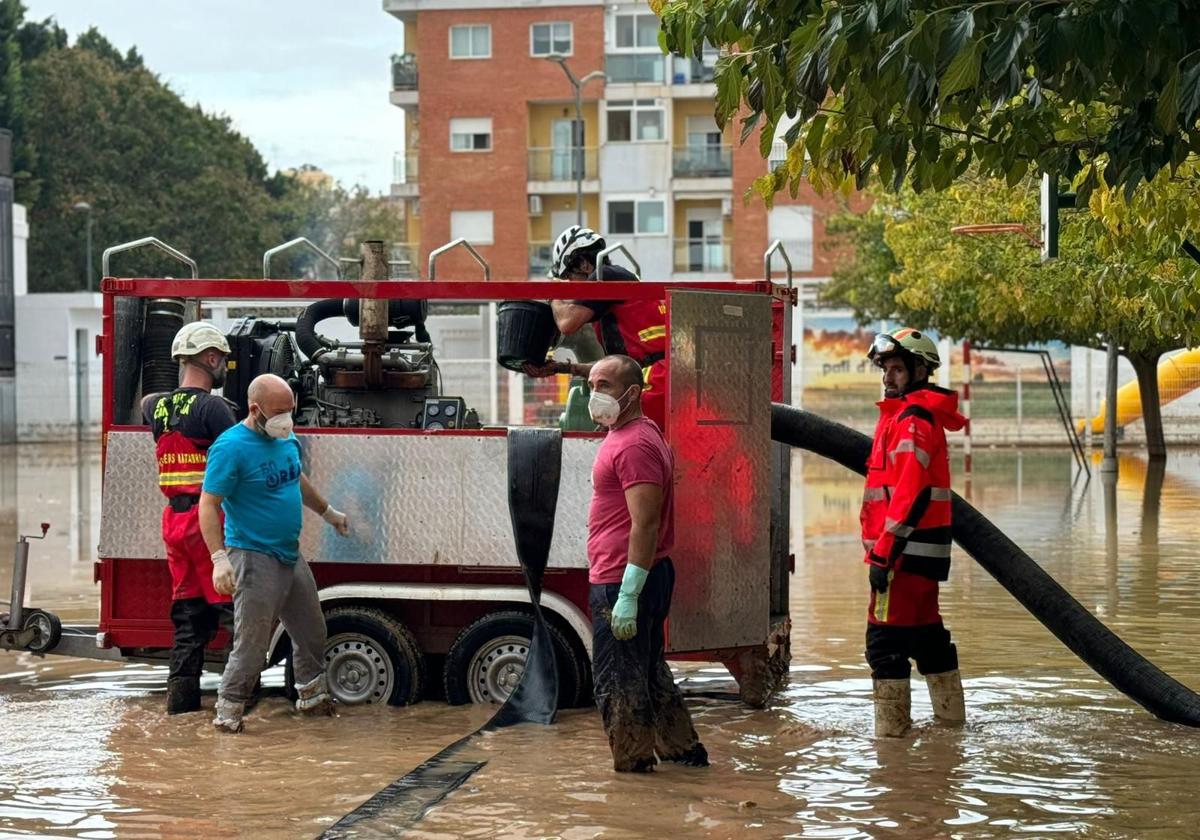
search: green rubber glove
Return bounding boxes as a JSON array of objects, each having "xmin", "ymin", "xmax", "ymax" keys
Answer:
[{"xmin": 611, "ymin": 563, "xmax": 649, "ymax": 641}]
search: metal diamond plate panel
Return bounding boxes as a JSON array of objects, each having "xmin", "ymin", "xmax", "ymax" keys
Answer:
[
  {"xmin": 99, "ymin": 430, "xmax": 596, "ymax": 568},
  {"xmin": 667, "ymin": 290, "xmax": 773, "ymax": 652}
]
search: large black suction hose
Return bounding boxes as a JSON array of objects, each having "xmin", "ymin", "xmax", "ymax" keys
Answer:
[
  {"xmin": 771, "ymin": 402, "xmax": 1200, "ymax": 727},
  {"xmin": 140, "ymin": 298, "xmax": 184, "ymax": 395},
  {"xmin": 294, "ymin": 298, "xmax": 345, "ymax": 361}
]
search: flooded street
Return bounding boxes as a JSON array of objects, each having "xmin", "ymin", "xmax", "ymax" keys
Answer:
[{"xmin": 3, "ymin": 442, "xmax": 1200, "ymax": 838}]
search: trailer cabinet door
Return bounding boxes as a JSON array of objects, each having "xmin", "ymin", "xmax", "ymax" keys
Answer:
[{"xmin": 666, "ymin": 290, "xmax": 773, "ymax": 653}]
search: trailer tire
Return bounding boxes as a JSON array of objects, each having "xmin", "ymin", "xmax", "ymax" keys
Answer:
[
  {"xmin": 443, "ymin": 610, "xmax": 584, "ymax": 708},
  {"xmin": 321, "ymin": 606, "xmax": 425, "ymax": 707},
  {"xmin": 23, "ymin": 609, "xmax": 62, "ymax": 655}
]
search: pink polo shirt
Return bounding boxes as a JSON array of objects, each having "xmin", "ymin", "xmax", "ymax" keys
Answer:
[{"xmin": 587, "ymin": 416, "xmax": 675, "ymax": 584}]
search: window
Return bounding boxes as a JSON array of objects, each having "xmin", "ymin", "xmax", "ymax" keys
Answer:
[
  {"xmin": 531, "ymin": 22, "xmax": 572, "ymax": 57},
  {"xmin": 606, "ymin": 100, "xmax": 664, "ymax": 142},
  {"xmin": 451, "ymin": 210, "xmax": 494, "ymax": 245},
  {"xmin": 450, "ymin": 117, "xmax": 492, "ymax": 151},
  {"xmin": 449, "ymin": 24, "xmax": 490, "ymax": 59},
  {"xmin": 614, "ymin": 12, "xmax": 659, "ymax": 49},
  {"xmin": 768, "ymin": 206, "xmax": 814, "ymax": 271},
  {"xmin": 605, "ymin": 53, "xmax": 666, "ymax": 83},
  {"xmin": 607, "ymin": 200, "xmax": 665, "ymax": 235}
]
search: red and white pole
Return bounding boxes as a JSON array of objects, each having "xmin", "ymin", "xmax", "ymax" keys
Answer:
[{"xmin": 962, "ymin": 339, "xmax": 973, "ymax": 477}]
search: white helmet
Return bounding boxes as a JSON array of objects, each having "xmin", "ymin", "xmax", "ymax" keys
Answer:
[
  {"xmin": 171, "ymin": 321, "xmax": 230, "ymax": 361},
  {"xmin": 550, "ymin": 225, "xmax": 604, "ymax": 278}
]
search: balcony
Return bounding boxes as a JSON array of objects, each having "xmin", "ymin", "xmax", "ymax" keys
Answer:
[
  {"xmin": 672, "ymin": 145, "xmax": 732, "ymax": 178},
  {"xmin": 673, "ymin": 238, "xmax": 730, "ymax": 275},
  {"xmin": 527, "ymin": 147, "xmax": 600, "ymax": 193},
  {"xmin": 391, "ymin": 150, "xmax": 418, "ymax": 198},
  {"xmin": 389, "ymin": 243, "xmax": 419, "ymax": 279},
  {"xmin": 529, "ymin": 241, "xmax": 553, "ymax": 279},
  {"xmin": 672, "ymin": 55, "xmax": 716, "ymax": 85},
  {"xmin": 605, "ymin": 54, "xmax": 666, "ymax": 84},
  {"xmin": 390, "ymin": 53, "xmax": 418, "ymax": 108}
]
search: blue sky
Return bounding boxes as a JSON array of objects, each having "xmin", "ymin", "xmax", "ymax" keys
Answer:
[{"xmin": 26, "ymin": 0, "xmax": 407, "ymax": 194}]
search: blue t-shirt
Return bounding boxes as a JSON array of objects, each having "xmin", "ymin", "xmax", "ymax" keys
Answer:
[{"xmin": 203, "ymin": 424, "xmax": 304, "ymax": 565}]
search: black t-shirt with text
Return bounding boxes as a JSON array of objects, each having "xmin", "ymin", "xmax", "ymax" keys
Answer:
[{"xmin": 143, "ymin": 388, "xmax": 237, "ymax": 445}]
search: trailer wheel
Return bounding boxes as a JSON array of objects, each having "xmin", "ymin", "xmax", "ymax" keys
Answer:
[
  {"xmin": 23, "ymin": 609, "xmax": 62, "ymax": 655},
  {"xmin": 321, "ymin": 606, "xmax": 424, "ymax": 707},
  {"xmin": 443, "ymin": 610, "xmax": 584, "ymax": 708}
]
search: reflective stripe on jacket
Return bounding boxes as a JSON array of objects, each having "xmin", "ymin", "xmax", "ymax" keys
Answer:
[
  {"xmin": 152, "ymin": 391, "xmax": 213, "ymax": 498},
  {"xmin": 860, "ymin": 384, "xmax": 965, "ymax": 625}
]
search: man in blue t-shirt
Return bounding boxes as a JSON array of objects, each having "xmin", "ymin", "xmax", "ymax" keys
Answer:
[{"xmin": 199, "ymin": 373, "xmax": 350, "ymax": 733}]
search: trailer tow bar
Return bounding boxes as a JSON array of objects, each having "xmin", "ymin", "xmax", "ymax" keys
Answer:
[{"xmin": 0, "ymin": 522, "xmax": 63, "ymax": 655}]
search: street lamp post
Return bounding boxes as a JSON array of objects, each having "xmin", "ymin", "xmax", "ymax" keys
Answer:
[
  {"xmin": 72, "ymin": 202, "xmax": 94, "ymax": 292},
  {"xmin": 546, "ymin": 54, "xmax": 605, "ymax": 227}
]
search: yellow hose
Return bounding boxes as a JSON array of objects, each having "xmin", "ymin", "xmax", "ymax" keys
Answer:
[{"xmin": 1081, "ymin": 349, "xmax": 1200, "ymax": 434}]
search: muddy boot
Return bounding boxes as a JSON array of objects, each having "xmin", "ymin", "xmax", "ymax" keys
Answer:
[
  {"xmin": 295, "ymin": 674, "xmax": 335, "ymax": 716},
  {"xmin": 167, "ymin": 677, "xmax": 202, "ymax": 715},
  {"xmin": 873, "ymin": 678, "xmax": 911, "ymax": 737},
  {"xmin": 661, "ymin": 742, "xmax": 710, "ymax": 767},
  {"xmin": 926, "ymin": 669, "xmax": 966, "ymax": 724},
  {"xmin": 212, "ymin": 697, "xmax": 245, "ymax": 733}
]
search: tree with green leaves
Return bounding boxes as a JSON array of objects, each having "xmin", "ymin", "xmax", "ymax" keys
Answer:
[
  {"xmin": 824, "ymin": 175, "xmax": 1200, "ymax": 457},
  {"xmin": 1, "ymin": 3, "xmax": 405, "ymax": 289},
  {"xmin": 657, "ymin": 0, "xmax": 1200, "ymax": 252}
]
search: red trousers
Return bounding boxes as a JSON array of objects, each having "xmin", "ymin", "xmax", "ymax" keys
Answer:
[
  {"xmin": 641, "ymin": 359, "xmax": 667, "ymax": 431},
  {"xmin": 161, "ymin": 506, "xmax": 230, "ymax": 605}
]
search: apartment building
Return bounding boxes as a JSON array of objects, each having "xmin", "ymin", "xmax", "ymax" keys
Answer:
[{"xmin": 385, "ymin": 0, "xmax": 847, "ymax": 285}]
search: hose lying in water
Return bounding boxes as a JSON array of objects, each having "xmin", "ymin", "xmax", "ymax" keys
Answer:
[
  {"xmin": 771, "ymin": 402, "xmax": 1200, "ymax": 728},
  {"xmin": 320, "ymin": 428, "xmax": 564, "ymax": 838}
]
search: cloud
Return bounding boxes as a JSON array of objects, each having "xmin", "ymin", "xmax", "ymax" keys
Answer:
[{"xmin": 25, "ymin": 0, "xmax": 406, "ymax": 193}]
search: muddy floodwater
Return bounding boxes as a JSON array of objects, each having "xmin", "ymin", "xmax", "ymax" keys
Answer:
[{"xmin": 2, "ymin": 442, "xmax": 1200, "ymax": 838}]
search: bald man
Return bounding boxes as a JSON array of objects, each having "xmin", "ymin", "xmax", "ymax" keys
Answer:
[
  {"xmin": 199, "ymin": 374, "xmax": 350, "ymax": 733},
  {"xmin": 586, "ymin": 354, "xmax": 707, "ymax": 772}
]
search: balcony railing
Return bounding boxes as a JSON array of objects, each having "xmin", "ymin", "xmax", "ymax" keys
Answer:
[
  {"xmin": 527, "ymin": 147, "xmax": 598, "ymax": 181},
  {"xmin": 768, "ymin": 140, "xmax": 789, "ymax": 170},
  {"xmin": 605, "ymin": 54, "xmax": 666, "ymax": 84},
  {"xmin": 672, "ymin": 54, "xmax": 717, "ymax": 84},
  {"xmin": 672, "ymin": 145, "xmax": 732, "ymax": 178},
  {"xmin": 529, "ymin": 241, "xmax": 553, "ymax": 278},
  {"xmin": 673, "ymin": 238, "xmax": 730, "ymax": 273},
  {"xmin": 390, "ymin": 243, "xmax": 418, "ymax": 279},
  {"xmin": 392, "ymin": 150, "xmax": 418, "ymax": 184},
  {"xmin": 391, "ymin": 53, "xmax": 418, "ymax": 91}
]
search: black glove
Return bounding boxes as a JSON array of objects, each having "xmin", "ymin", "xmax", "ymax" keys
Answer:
[{"xmin": 869, "ymin": 561, "xmax": 891, "ymax": 594}]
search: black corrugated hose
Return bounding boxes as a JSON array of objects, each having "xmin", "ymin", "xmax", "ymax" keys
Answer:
[{"xmin": 771, "ymin": 402, "xmax": 1200, "ymax": 727}]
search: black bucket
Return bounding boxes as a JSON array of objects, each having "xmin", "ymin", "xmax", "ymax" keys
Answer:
[{"xmin": 497, "ymin": 301, "xmax": 559, "ymax": 372}]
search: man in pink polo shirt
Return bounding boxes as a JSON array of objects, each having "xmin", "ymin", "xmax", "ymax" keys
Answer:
[{"xmin": 586, "ymin": 353, "xmax": 708, "ymax": 773}]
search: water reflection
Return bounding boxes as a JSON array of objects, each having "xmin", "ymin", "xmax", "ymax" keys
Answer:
[{"xmin": 1, "ymin": 444, "xmax": 1199, "ymax": 838}]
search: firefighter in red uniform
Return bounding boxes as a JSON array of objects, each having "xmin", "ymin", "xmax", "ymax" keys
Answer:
[
  {"xmin": 528, "ymin": 226, "xmax": 668, "ymax": 430},
  {"xmin": 861, "ymin": 328, "xmax": 967, "ymax": 736},
  {"xmin": 141, "ymin": 322, "xmax": 237, "ymax": 714}
]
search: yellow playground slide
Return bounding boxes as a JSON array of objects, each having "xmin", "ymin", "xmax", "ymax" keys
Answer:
[{"xmin": 1081, "ymin": 349, "xmax": 1200, "ymax": 434}]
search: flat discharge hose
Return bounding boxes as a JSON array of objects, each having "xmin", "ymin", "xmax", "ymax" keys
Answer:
[
  {"xmin": 771, "ymin": 402, "xmax": 1200, "ymax": 727},
  {"xmin": 320, "ymin": 428, "xmax": 564, "ymax": 838}
]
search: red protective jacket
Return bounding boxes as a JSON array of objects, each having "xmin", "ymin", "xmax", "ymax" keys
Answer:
[{"xmin": 860, "ymin": 384, "xmax": 965, "ymax": 626}]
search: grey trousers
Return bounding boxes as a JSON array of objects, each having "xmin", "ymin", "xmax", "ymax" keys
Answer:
[{"xmin": 218, "ymin": 548, "xmax": 327, "ymax": 706}]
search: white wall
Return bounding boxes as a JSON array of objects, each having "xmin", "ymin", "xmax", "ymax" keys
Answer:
[
  {"xmin": 15, "ymin": 293, "xmax": 103, "ymax": 441},
  {"xmin": 13, "ymin": 204, "xmax": 27, "ymax": 296}
]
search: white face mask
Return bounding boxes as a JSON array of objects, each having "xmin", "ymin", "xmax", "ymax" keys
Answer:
[
  {"xmin": 255, "ymin": 409, "xmax": 294, "ymax": 439},
  {"xmin": 588, "ymin": 386, "xmax": 634, "ymax": 427}
]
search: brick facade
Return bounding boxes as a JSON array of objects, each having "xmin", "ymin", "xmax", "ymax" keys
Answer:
[{"xmin": 416, "ymin": 7, "xmax": 605, "ymax": 281}]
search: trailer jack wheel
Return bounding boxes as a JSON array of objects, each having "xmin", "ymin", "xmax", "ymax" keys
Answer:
[
  {"xmin": 22, "ymin": 609, "xmax": 62, "ymax": 655},
  {"xmin": 443, "ymin": 610, "xmax": 585, "ymax": 708},
  {"xmin": 319, "ymin": 606, "xmax": 425, "ymax": 707}
]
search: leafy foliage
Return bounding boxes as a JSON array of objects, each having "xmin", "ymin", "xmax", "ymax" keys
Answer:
[
  {"xmin": 659, "ymin": 0, "xmax": 1200, "ymax": 237},
  {"xmin": 0, "ymin": 2, "xmax": 405, "ymax": 290}
]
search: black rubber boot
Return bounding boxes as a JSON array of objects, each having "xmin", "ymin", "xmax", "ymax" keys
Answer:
[{"xmin": 167, "ymin": 677, "xmax": 202, "ymax": 715}]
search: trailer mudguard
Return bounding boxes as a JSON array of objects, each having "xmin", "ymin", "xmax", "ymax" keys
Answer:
[{"xmin": 770, "ymin": 402, "xmax": 1200, "ymax": 727}]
